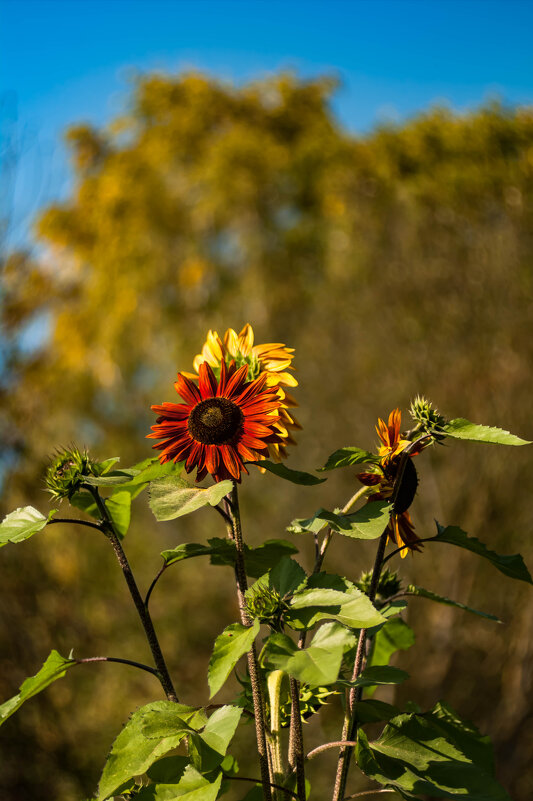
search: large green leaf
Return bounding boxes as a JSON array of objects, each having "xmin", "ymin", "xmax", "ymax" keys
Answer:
[
  {"xmin": 0, "ymin": 506, "xmax": 54, "ymax": 548},
  {"xmin": 404, "ymin": 585, "xmax": 501, "ymax": 622},
  {"xmin": 97, "ymin": 702, "xmax": 205, "ymax": 800},
  {"xmin": 288, "ymin": 501, "xmax": 391, "ymax": 540},
  {"xmin": 443, "ymin": 418, "xmax": 531, "ymax": 446},
  {"xmin": 356, "ymin": 702, "xmax": 511, "ymax": 800},
  {"xmin": 249, "ymin": 460, "xmax": 326, "ymax": 485},
  {"xmin": 347, "ymin": 665, "xmax": 409, "ymax": 689},
  {"xmin": 263, "ymin": 623, "xmax": 355, "ymax": 687},
  {"xmin": 134, "ymin": 769, "xmax": 223, "ymax": 801},
  {"xmin": 149, "ymin": 477, "xmax": 233, "ymax": 521},
  {"xmin": 433, "ymin": 524, "xmax": 533, "ymax": 584},
  {"xmin": 189, "ymin": 705, "xmax": 243, "ymax": 772},
  {"xmin": 162, "ymin": 537, "xmax": 298, "ymax": 580},
  {"xmin": 320, "ymin": 447, "xmax": 380, "ymax": 471},
  {"xmin": 208, "ymin": 621, "xmax": 260, "ymax": 698},
  {"xmin": 288, "ymin": 573, "xmax": 386, "ymax": 630},
  {"xmin": 0, "ymin": 650, "xmax": 76, "ymax": 725},
  {"xmin": 369, "ymin": 618, "xmax": 416, "ymax": 669},
  {"xmin": 354, "ymin": 699, "xmax": 400, "ymax": 724}
]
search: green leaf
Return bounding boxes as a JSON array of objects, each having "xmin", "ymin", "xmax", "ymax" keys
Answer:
[
  {"xmin": 0, "ymin": 506, "xmax": 54, "ymax": 548},
  {"xmin": 105, "ymin": 490, "xmax": 132, "ymax": 538},
  {"xmin": 161, "ymin": 538, "xmax": 298, "ymax": 579},
  {"xmin": 123, "ymin": 458, "xmax": 186, "ymax": 487},
  {"xmin": 0, "ymin": 650, "xmax": 76, "ymax": 725},
  {"xmin": 147, "ymin": 756, "xmax": 190, "ymax": 783},
  {"xmin": 263, "ymin": 623, "xmax": 356, "ymax": 687},
  {"xmin": 208, "ymin": 621, "xmax": 260, "ymax": 698},
  {"xmin": 250, "ymin": 460, "xmax": 326, "ymax": 485},
  {"xmin": 268, "ymin": 556, "xmax": 307, "ymax": 596},
  {"xmin": 369, "ymin": 618, "xmax": 416, "ymax": 669},
  {"xmin": 354, "ymin": 699, "xmax": 400, "ymax": 724},
  {"xmin": 434, "ymin": 524, "xmax": 533, "ymax": 585},
  {"xmin": 189, "ymin": 705, "xmax": 242, "ymax": 772},
  {"xmin": 288, "ymin": 573, "xmax": 386, "ymax": 630},
  {"xmin": 288, "ymin": 502, "xmax": 391, "ymax": 540},
  {"xmin": 83, "ymin": 468, "xmax": 142, "ymax": 486},
  {"xmin": 134, "ymin": 769, "xmax": 223, "ymax": 801},
  {"xmin": 320, "ymin": 447, "xmax": 380, "ymax": 471},
  {"xmin": 356, "ymin": 702, "xmax": 511, "ymax": 800},
  {"xmin": 149, "ymin": 477, "xmax": 233, "ymax": 521},
  {"xmin": 350, "ymin": 665, "xmax": 409, "ymax": 688},
  {"xmin": 97, "ymin": 702, "xmax": 205, "ymax": 800},
  {"xmin": 443, "ymin": 418, "xmax": 531, "ymax": 446},
  {"xmin": 404, "ymin": 584, "xmax": 501, "ymax": 622}
]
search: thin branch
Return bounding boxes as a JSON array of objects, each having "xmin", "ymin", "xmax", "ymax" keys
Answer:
[
  {"xmin": 144, "ymin": 561, "xmax": 168, "ymax": 609},
  {"xmin": 48, "ymin": 518, "xmax": 103, "ymax": 532},
  {"xmin": 343, "ymin": 791, "xmax": 396, "ymax": 799},
  {"xmin": 212, "ymin": 503, "xmax": 233, "ymax": 526},
  {"xmin": 75, "ymin": 656, "xmax": 161, "ymax": 678},
  {"xmin": 381, "ymin": 536, "xmax": 438, "ymax": 566},
  {"xmin": 306, "ymin": 741, "xmax": 358, "ymax": 760}
]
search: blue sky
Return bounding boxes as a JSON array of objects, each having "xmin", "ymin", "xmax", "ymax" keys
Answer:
[{"xmin": 2, "ymin": 0, "xmax": 532, "ymax": 248}]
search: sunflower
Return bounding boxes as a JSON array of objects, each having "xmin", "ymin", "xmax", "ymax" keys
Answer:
[
  {"xmin": 358, "ymin": 409, "xmax": 425, "ymax": 558},
  {"xmin": 189, "ymin": 324, "xmax": 301, "ymax": 463},
  {"xmin": 148, "ymin": 361, "xmax": 283, "ymax": 482}
]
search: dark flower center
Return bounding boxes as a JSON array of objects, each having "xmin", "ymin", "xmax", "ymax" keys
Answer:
[{"xmin": 188, "ymin": 397, "xmax": 244, "ymax": 445}]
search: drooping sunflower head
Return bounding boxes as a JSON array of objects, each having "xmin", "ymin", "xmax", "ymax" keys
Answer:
[
  {"xmin": 148, "ymin": 360, "xmax": 284, "ymax": 482},
  {"xmin": 190, "ymin": 324, "xmax": 301, "ymax": 463}
]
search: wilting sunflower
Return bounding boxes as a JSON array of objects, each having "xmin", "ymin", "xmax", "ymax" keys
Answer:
[
  {"xmin": 148, "ymin": 361, "xmax": 283, "ymax": 482},
  {"xmin": 358, "ymin": 409, "xmax": 426, "ymax": 558},
  {"xmin": 189, "ymin": 324, "xmax": 301, "ymax": 463}
]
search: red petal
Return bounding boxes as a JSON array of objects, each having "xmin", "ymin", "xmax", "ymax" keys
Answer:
[
  {"xmin": 220, "ymin": 444, "xmax": 242, "ymax": 480},
  {"xmin": 205, "ymin": 445, "xmax": 220, "ymax": 475},
  {"xmin": 198, "ymin": 362, "xmax": 218, "ymax": 399},
  {"xmin": 174, "ymin": 373, "xmax": 202, "ymax": 406}
]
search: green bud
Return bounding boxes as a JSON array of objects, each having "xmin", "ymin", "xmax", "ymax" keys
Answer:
[
  {"xmin": 356, "ymin": 568, "xmax": 402, "ymax": 600},
  {"xmin": 245, "ymin": 583, "xmax": 288, "ymax": 630},
  {"xmin": 409, "ymin": 395, "xmax": 446, "ymax": 436},
  {"xmin": 45, "ymin": 446, "xmax": 99, "ymax": 501}
]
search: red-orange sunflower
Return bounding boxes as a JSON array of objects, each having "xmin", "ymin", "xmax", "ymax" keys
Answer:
[
  {"xmin": 358, "ymin": 408, "xmax": 425, "ymax": 558},
  {"xmin": 148, "ymin": 361, "xmax": 283, "ymax": 482}
]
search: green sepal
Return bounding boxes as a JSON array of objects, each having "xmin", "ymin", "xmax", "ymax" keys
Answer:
[
  {"xmin": 443, "ymin": 418, "xmax": 531, "ymax": 446},
  {"xmin": 320, "ymin": 447, "xmax": 380, "ymax": 471},
  {"xmin": 404, "ymin": 584, "xmax": 501, "ymax": 621},
  {"xmin": 149, "ymin": 477, "xmax": 233, "ymax": 521},
  {"xmin": 434, "ymin": 523, "xmax": 533, "ymax": 584},
  {"xmin": 0, "ymin": 649, "xmax": 76, "ymax": 725},
  {"xmin": 0, "ymin": 506, "xmax": 56, "ymax": 549},
  {"xmin": 356, "ymin": 702, "xmax": 511, "ymax": 800},
  {"xmin": 288, "ymin": 501, "xmax": 391, "ymax": 539},
  {"xmin": 262, "ymin": 623, "xmax": 356, "ymax": 687},
  {"xmin": 208, "ymin": 621, "xmax": 260, "ymax": 698},
  {"xmin": 249, "ymin": 460, "xmax": 326, "ymax": 485}
]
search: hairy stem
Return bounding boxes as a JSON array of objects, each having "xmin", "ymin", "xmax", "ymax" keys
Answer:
[
  {"xmin": 86, "ymin": 486, "xmax": 178, "ymax": 703},
  {"xmin": 229, "ymin": 481, "xmax": 273, "ymax": 801},
  {"xmin": 76, "ymin": 655, "xmax": 161, "ymax": 678}
]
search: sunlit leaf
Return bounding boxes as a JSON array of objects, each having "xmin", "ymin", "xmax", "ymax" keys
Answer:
[
  {"xmin": 189, "ymin": 705, "xmax": 242, "ymax": 772},
  {"xmin": 320, "ymin": 447, "xmax": 380, "ymax": 471},
  {"xmin": 208, "ymin": 621, "xmax": 260, "ymax": 698},
  {"xmin": 134, "ymin": 769, "xmax": 223, "ymax": 801},
  {"xmin": 263, "ymin": 623, "xmax": 355, "ymax": 687},
  {"xmin": 288, "ymin": 501, "xmax": 391, "ymax": 540},
  {"xmin": 443, "ymin": 418, "xmax": 531, "ymax": 446},
  {"xmin": 0, "ymin": 506, "xmax": 55, "ymax": 549},
  {"xmin": 0, "ymin": 650, "xmax": 76, "ymax": 725},
  {"xmin": 149, "ymin": 477, "xmax": 232, "ymax": 521},
  {"xmin": 288, "ymin": 573, "xmax": 385, "ymax": 630}
]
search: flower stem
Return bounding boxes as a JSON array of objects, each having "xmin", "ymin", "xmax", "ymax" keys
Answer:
[
  {"xmin": 332, "ymin": 530, "xmax": 388, "ymax": 801},
  {"xmin": 86, "ymin": 486, "xmax": 178, "ymax": 703},
  {"xmin": 229, "ymin": 481, "xmax": 273, "ymax": 801}
]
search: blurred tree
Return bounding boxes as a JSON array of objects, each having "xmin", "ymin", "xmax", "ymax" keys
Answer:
[{"xmin": 1, "ymin": 73, "xmax": 533, "ymax": 800}]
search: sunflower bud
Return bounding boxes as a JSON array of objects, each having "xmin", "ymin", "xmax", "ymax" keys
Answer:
[
  {"xmin": 45, "ymin": 447, "xmax": 99, "ymax": 501},
  {"xmin": 409, "ymin": 396, "xmax": 446, "ymax": 437},
  {"xmin": 356, "ymin": 568, "xmax": 402, "ymax": 601},
  {"xmin": 245, "ymin": 583, "xmax": 287, "ymax": 630}
]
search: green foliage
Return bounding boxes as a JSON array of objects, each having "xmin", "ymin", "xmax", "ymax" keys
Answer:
[
  {"xmin": 434, "ymin": 524, "xmax": 533, "ymax": 584},
  {"xmin": 149, "ymin": 476, "xmax": 233, "ymax": 521},
  {"xmin": 356, "ymin": 702, "xmax": 511, "ymax": 800},
  {"xmin": 0, "ymin": 506, "xmax": 53, "ymax": 548},
  {"xmin": 288, "ymin": 501, "xmax": 391, "ymax": 539},
  {"xmin": 250, "ymin": 460, "xmax": 327, "ymax": 485},
  {"xmin": 404, "ymin": 584, "xmax": 501, "ymax": 621},
  {"xmin": 208, "ymin": 621, "xmax": 260, "ymax": 698},
  {"xmin": 340, "ymin": 665, "xmax": 410, "ymax": 688},
  {"xmin": 161, "ymin": 537, "xmax": 298, "ymax": 578},
  {"xmin": 0, "ymin": 650, "xmax": 76, "ymax": 725},
  {"xmin": 134, "ymin": 768, "xmax": 223, "ymax": 801},
  {"xmin": 320, "ymin": 447, "xmax": 379, "ymax": 471},
  {"xmin": 287, "ymin": 572, "xmax": 386, "ymax": 630},
  {"xmin": 263, "ymin": 622, "xmax": 355, "ymax": 686},
  {"xmin": 443, "ymin": 418, "xmax": 531, "ymax": 446}
]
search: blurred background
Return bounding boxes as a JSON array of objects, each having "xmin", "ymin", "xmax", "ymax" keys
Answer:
[{"xmin": 1, "ymin": 1, "xmax": 533, "ymax": 799}]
